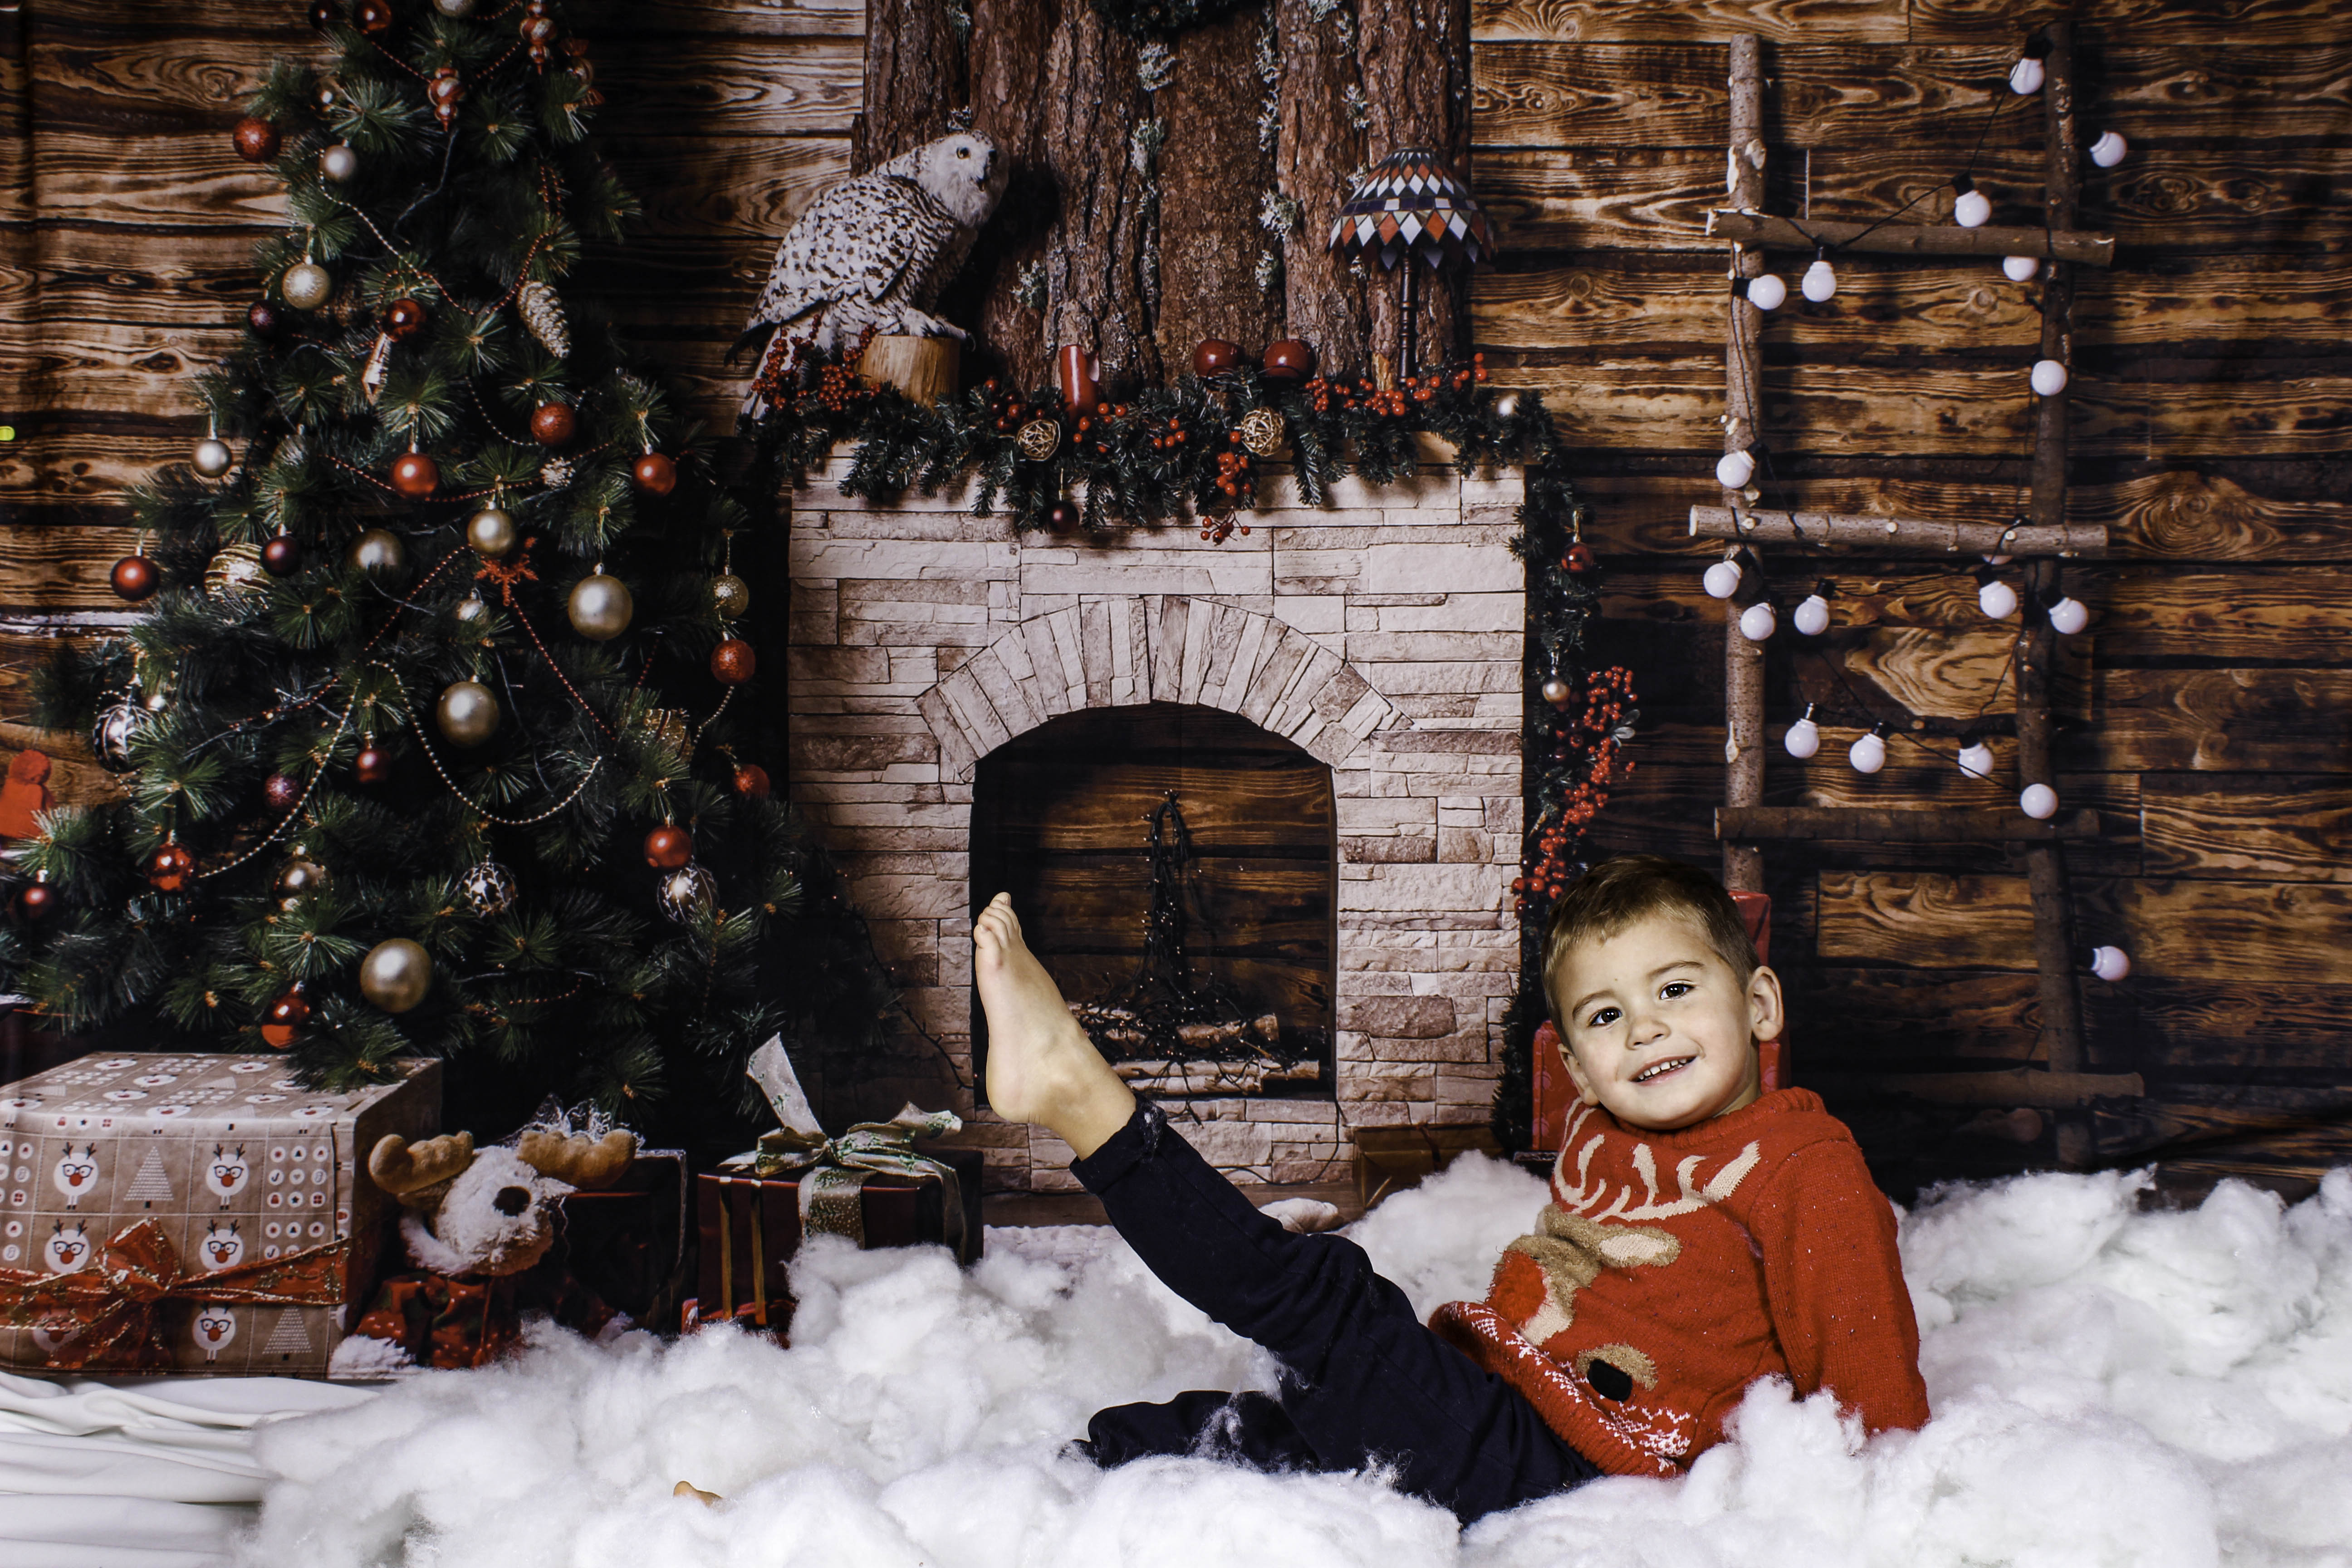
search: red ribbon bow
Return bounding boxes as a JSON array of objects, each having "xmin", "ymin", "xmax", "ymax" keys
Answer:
[{"xmin": 0, "ymin": 1219, "xmax": 349, "ymax": 1371}]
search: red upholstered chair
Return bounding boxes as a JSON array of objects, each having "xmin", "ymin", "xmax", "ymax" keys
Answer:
[{"xmin": 1529, "ymin": 892, "xmax": 1782, "ymax": 1152}]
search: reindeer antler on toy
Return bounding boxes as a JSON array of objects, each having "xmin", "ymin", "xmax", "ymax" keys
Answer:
[
  {"xmin": 516, "ymin": 1127, "xmax": 637, "ymax": 1191},
  {"xmin": 367, "ymin": 1132, "xmax": 477, "ymax": 1205}
]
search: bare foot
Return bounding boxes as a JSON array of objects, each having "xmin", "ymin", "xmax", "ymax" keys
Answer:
[{"xmin": 973, "ymin": 893, "xmax": 1136, "ymax": 1158}]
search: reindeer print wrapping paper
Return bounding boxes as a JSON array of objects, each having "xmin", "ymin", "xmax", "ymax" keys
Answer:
[{"xmin": 0, "ymin": 1054, "xmax": 438, "ymax": 1375}]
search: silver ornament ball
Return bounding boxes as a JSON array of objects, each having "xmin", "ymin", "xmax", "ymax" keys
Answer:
[
  {"xmin": 451, "ymin": 593, "xmax": 491, "ymax": 630},
  {"xmin": 657, "ymin": 863, "xmax": 719, "ymax": 924},
  {"xmin": 193, "ymin": 437, "xmax": 234, "ymax": 478},
  {"xmin": 348, "ymin": 527, "xmax": 409, "ymax": 580},
  {"xmin": 710, "ymin": 573, "xmax": 751, "ymax": 620},
  {"xmin": 466, "ymin": 506, "xmax": 518, "ymax": 559},
  {"xmin": 91, "ymin": 698, "xmax": 143, "ymax": 773},
  {"xmin": 459, "ymin": 857, "xmax": 517, "ymax": 916},
  {"xmin": 280, "ymin": 260, "xmax": 333, "ymax": 311},
  {"xmin": 434, "ymin": 0, "xmax": 479, "ymax": 13},
  {"xmin": 358, "ymin": 937, "xmax": 433, "ymax": 1014},
  {"xmin": 567, "ymin": 573, "xmax": 634, "ymax": 641},
  {"xmin": 275, "ymin": 857, "xmax": 329, "ymax": 900},
  {"xmin": 319, "ymin": 143, "xmax": 359, "ymax": 183},
  {"xmin": 436, "ymin": 680, "xmax": 501, "ymax": 747}
]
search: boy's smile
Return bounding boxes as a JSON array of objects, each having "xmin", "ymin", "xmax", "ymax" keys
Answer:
[{"xmin": 1547, "ymin": 909, "xmax": 1783, "ymax": 1132}]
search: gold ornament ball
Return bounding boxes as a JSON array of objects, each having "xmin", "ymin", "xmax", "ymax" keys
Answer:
[
  {"xmin": 280, "ymin": 260, "xmax": 333, "ymax": 311},
  {"xmin": 319, "ymin": 142, "xmax": 359, "ymax": 183},
  {"xmin": 194, "ymin": 437, "xmax": 234, "ymax": 478},
  {"xmin": 567, "ymin": 573, "xmax": 634, "ymax": 641},
  {"xmin": 710, "ymin": 573, "xmax": 751, "ymax": 620},
  {"xmin": 275, "ymin": 857, "xmax": 329, "ymax": 900},
  {"xmin": 348, "ymin": 527, "xmax": 408, "ymax": 580},
  {"xmin": 466, "ymin": 506, "xmax": 518, "ymax": 559},
  {"xmin": 1014, "ymin": 418, "xmax": 1061, "ymax": 461},
  {"xmin": 436, "ymin": 679, "xmax": 501, "ymax": 747},
  {"xmin": 358, "ymin": 937, "xmax": 433, "ymax": 1014},
  {"xmin": 204, "ymin": 542, "xmax": 267, "ymax": 600}
]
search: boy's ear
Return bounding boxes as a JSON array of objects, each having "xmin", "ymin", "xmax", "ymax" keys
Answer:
[
  {"xmin": 1555, "ymin": 1024, "xmax": 1603, "ymax": 1107},
  {"xmin": 1747, "ymin": 963, "xmax": 1786, "ymax": 1045}
]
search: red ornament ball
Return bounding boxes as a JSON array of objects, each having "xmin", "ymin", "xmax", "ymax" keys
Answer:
[
  {"xmin": 111, "ymin": 554, "xmax": 159, "ymax": 603},
  {"xmin": 390, "ymin": 451, "xmax": 440, "ymax": 498},
  {"xmin": 529, "ymin": 402, "xmax": 577, "ymax": 447},
  {"xmin": 261, "ymin": 988, "xmax": 309, "ymax": 1050},
  {"xmin": 709, "ymin": 638, "xmax": 756, "ymax": 686},
  {"xmin": 246, "ymin": 300, "xmax": 284, "ymax": 338},
  {"xmin": 383, "ymin": 297, "xmax": 428, "ymax": 342},
  {"xmin": 232, "ymin": 117, "xmax": 281, "ymax": 164},
  {"xmin": 16, "ymin": 882, "xmax": 56, "ymax": 921},
  {"xmin": 1565, "ymin": 542, "xmax": 1597, "ymax": 575},
  {"xmin": 147, "ymin": 842, "xmax": 196, "ymax": 892},
  {"xmin": 262, "ymin": 772, "xmax": 303, "ymax": 811},
  {"xmin": 1262, "ymin": 339, "xmax": 1318, "ymax": 381},
  {"xmin": 732, "ymin": 763, "xmax": 771, "ymax": 799},
  {"xmin": 1047, "ymin": 500, "xmax": 1082, "ymax": 532},
  {"xmin": 1191, "ymin": 338, "xmax": 1240, "ymax": 377},
  {"xmin": 309, "ymin": 1, "xmax": 336, "ymax": 30},
  {"xmin": 643, "ymin": 825, "xmax": 694, "ymax": 870},
  {"xmin": 353, "ymin": 745, "xmax": 392, "ymax": 784},
  {"xmin": 355, "ymin": 0, "xmax": 392, "ymax": 33},
  {"xmin": 261, "ymin": 534, "xmax": 302, "ymax": 576},
  {"xmin": 631, "ymin": 452, "xmax": 677, "ymax": 497}
]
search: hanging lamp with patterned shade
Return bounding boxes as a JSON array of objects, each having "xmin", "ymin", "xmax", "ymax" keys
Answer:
[{"xmin": 1327, "ymin": 148, "xmax": 1495, "ymax": 377}]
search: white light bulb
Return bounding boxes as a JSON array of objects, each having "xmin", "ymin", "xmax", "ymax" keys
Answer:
[
  {"xmin": 2003, "ymin": 255, "xmax": 2040, "ymax": 282},
  {"xmin": 1793, "ymin": 592, "xmax": 1831, "ymax": 637},
  {"xmin": 2031, "ymin": 359, "xmax": 2069, "ymax": 396},
  {"xmin": 1715, "ymin": 449, "xmax": 1756, "ymax": 489},
  {"xmin": 2091, "ymin": 945, "xmax": 2132, "ymax": 982},
  {"xmin": 2019, "ymin": 782, "xmax": 2058, "ymax": 820},
  {"xmin": 1954, "ymin": 189, "xmax": 1992, "ymax": 228},
  {"xmin": 1784, "ymin": 716, "xmax": 1821, "ymax": 760},
  {"xmin": 1959, "ymin": 740, "xmax": 1995, "ymax": 779},
  {"xmin": 1739, "ymin": 602, "xmax": 1777, "ymax": 641},
  {"xmin": 2009, "ymin": 57, "xmax": 2045, "ymax": 94},
  {"xmin": 1979, "ymin": 578, "xmax": 2019, "ymax": 619},
  {"xmin": 2047, "ymin": 595, "xmax": 2089, "ymax": 635},
  {"xmin": 1745, "ymin": 273, "xmax": 1786, "ymax": 311},
  {"xmin": 1802, "ymin": 257, "xmax": 1838, "ymax": 302},
  {"xmin": 1849, "ymin": 731, "xmax": 1887, "ymax": 774},
  {"xmin": 1703, "ymin": 559, "xmax": 1743, "ymax": 599},
  {"xmin": 2090, "ymin": 130, "xmax": 2128, "ymax": 169}
]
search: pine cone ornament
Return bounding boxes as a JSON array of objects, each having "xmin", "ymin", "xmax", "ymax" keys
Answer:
[{"xmin": 517, "ymin": 279, "xmax": 569, "ymax": 358}]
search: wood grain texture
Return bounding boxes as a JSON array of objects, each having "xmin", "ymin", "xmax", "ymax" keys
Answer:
[
  {"xmin": 1470, "ymin": 0, "xmax": 1906, "ymax": 43},
  {"xmin": 2088, "ymin": 668, "xmax": 2352, "ymax": 774},
  {"xmin": 2142, "ymin": 775, "xmax": 2352, "ymax": 884},
  {"xmin": 1908, "ymin": 0, "xmax": 2352, "ymax": 48}
]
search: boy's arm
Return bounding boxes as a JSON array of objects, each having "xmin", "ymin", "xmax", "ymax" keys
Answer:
[{"xmin": 1750, "ymin": 1138, "xmax": 1931, "ymax": 1435}]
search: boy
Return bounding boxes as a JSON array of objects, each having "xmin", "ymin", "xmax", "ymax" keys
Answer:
[{"xmin": 974, "ymin": 853, "xmax": 1928, "ymax": 1522}]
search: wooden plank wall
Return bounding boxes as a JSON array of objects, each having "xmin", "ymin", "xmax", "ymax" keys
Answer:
[{"xmin": 1470, "ymin": 0, "xmax": 2352, "ymax": 1194}]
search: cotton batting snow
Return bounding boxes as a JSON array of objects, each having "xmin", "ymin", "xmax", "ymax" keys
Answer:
[{"xmin": 237, "ymin": 1159, "xmax": 2352, "ymax": 1568}]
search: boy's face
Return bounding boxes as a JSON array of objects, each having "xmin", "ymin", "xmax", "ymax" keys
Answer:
[{"xmin": 1547, "ymin": 908, "xmax": 1782, "ymax": 1132}]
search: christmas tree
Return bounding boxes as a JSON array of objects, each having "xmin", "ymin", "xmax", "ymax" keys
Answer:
[{"xmin": 2, "ymin": 0, "xmax": 887, "ymax": 1144}]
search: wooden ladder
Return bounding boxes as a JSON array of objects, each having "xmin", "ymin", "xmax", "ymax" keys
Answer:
[{"xmin": 1700, "ymin": 27, "xmax": 2142, "ymax": 1137}]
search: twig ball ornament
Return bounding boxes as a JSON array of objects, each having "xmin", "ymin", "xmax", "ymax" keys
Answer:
[
  {"xmin": 1015, "ymin": 419, "xmax": 1061, "ymax": 461},
  {"xmin": 261, "ymin": 988, "xmax": 309, "ymax": 1050},
  {"xmin": 390, "ymin": 451, "xmax": 440, "ymax": 497},
  {"xmin": 348, "ymin": 527, "xmax": 408, "ymax": 580},
  {"xmin": 710, "ymin": 573, "xmax": 751, "ymax": 620},
  {"xmin": 2003, "ymin": 255, "xmax": 2041, "ymax": 282},
  {"xmin": 358, "ymin": 937, "xmax": 433, "ymax": 1014},
  {"xmin": 1262, "ymin": 339, "xmax": 1318, "ymax": 381},
  {"xmin": 1540, "ymin": 676, "xmax": 1573, "ymax": 708},
  {"xmin": 111, "ymin": 554, "xmax": 159, "ymax": 602},
  {"xmin": 383, "ymin": 297, "xmax": 428, "ymax": 341},
  {"xmin": 631, "ymin": 452, "xmax": 677, "ymax": 496},
  {"xmin": 194, "ymin": 436, "xmax": 234, "ymax": 478},
  {"xmin": 466, "ymin": 506, "xmax": 518, "ymax": 559},
  {"xmin": 91, "ymin": 697, "xmax": 142, "ymax": 772},
  {"xmin": 710, "ymin": 638, "xmax": 756, "ymax": 684},
  {"xmin": 263, "ymin": 772, "xmax": 303, "ymax": 811},
  {"xmin": 354, "ymin": 743, "xmax": 392, "ymax": 784},
  {"xmin": 2019, "ymin": 782, "xmax": 2059, "ymax": 820},
  {"xmin": 1191, "ymin": 339, "xmax": 1240, "ymax": 377},
  {"xmin": 1046, "ymin": 500, "xmax": 1082, "ymax": 532},
  {"xmin": 2030, "ymin": 359, "xmax": 2069, "ymax": 397},
  {"xmin": 657, "ymin": 863, "xmax": 718, "ymax": 923},
  {"xmin": 436, "ymin": 680, "xmax": 500, "ymax": 747},
  {"xmin": 320, "ymin": 142, "xmax": 359, "ymax": 183},
  {"xmin": 529, "ymin": 402, "xmax": 576, "ymax": 446},
  {"xmin": 460, "ymin": 857, "xmax": 517, "ymax": 916},
  {"xmin": 247, "ymin": 300, "xmax": 284, "ymax": 338},
  {"xmin": 204, "ymin": 542, "xmax": 267, "ymax": 600},
  {"xmin": 643, "ymin": 825, "xmax": 693, "ymax": 870},
  {"xmin": 566, "ymin": 573, "xmax": 634, "ymax": 641},
  {"xmin": 732, "ymin": 762, "xmax": 770, "ymax": 799},
  {"xmin": 232, "ymin": 118, "xmax": 281, "ymax": 164},
  {"xmin": 17, "ymin": 882, "xmax": 56, "ymax": 921},
  {"xmin": 147, "ymin": 842, "xmax": 196, "ymax": 892},
  {"xmin": 275, "ymin": 856, "xmax": 328, "ymax": 901},
  {"xmin": 1237, "ymin": 408, "xmax": 1286, "ymax": 457},
  {"xmin": 280, "ymin": 260, "xmax": 333, "ymax": 311}
]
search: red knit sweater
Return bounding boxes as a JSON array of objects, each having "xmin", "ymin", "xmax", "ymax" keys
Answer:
[{"xmin": 1430, "ymin": 1089, "xmax": 1930, "ymax": 1477}]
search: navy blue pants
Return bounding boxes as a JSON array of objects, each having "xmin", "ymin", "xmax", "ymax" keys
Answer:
[{"xmin": 1070, "ymin": 1101, "xmax": 1601, "ymax": 1523}]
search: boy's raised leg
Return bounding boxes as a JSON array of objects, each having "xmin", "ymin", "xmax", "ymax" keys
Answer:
[{"xmin": 973, "ymin": 892, "xmax": 1136, "ymax": 1158}]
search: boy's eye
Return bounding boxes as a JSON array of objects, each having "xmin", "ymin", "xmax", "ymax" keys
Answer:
[
  {"xmin": 1660, "ymin": 981, "xmax": 1693, "ymax": 1000},
  {"xmin": 1587, "ymin": 1006, "xmax": 1620, "ymax": 1029}
]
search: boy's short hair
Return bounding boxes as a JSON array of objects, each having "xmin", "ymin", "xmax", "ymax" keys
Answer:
[{"xmin": 1541, "ymin": 855, "xmax": 1759, "ymax": 1025}]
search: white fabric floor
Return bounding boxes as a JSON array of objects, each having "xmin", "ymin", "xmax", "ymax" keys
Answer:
[{"xmin": 7, "ymin": 1159, "xmax": 2351, "ymax": 1568}]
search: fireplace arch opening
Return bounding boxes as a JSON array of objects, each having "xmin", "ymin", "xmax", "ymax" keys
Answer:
[{"xmin": 970, "ymin": 701, "xmax": 1337, "ymax": 1103}]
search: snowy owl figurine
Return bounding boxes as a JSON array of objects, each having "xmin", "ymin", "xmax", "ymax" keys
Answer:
[{"xmin": 737, "ymin": 130, "xmax": 1008, "ymax": 414}]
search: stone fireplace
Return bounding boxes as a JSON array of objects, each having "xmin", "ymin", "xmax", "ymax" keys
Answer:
[{"xmin": 787, "ymin": 449, "xmax": 1526, "ymax": 1191}]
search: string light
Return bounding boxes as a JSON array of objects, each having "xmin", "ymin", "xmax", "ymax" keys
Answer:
[
  {"xmin": 2009, "ymin": 38, "xmax": 2049, "ymax": 95},
  {"xmin": 1793, "ymin": 581, "xmax": 1832, "ymax": 637},
  {"xmin": 2031, "ymin": 359, "xmax": 2069, "ymax": 396},
  {"xmin": 1958, "ymin": 732, "xmax": 1996, "ymax": 779},
  {"xmin": 1977, "ymin": 568, "xmax": 2019, "ymax": 620},
  {"xmin": 2090, "ymin": 946, "xmax": 2132, "ymax": 982},
  {"xmin": 2019, "ymin": 782, "xmax": 2058, "ymax": 820},
  {"xmin": 1801, "ymin": 249, "xmax": 1838, "ymax": 303},
  {"xmin": 1849, "ymin": 722, "xmax": 1890, "ymax": 774},
  {"xmin": 2090, "ymin": 130, "xmax": 2128, "ymax": 168},
  {"xmin": 1715, "ymin": 448, "xmax": 1756, "ymax": 488},
  {"xmin": 1703, "ymin": 554, "xmax": 1744, "ymax": 599},
  {"xmin": 1952, "ymin": 174, "xmax": 1991, "ymax": 228},
  {"xmin": 1742, "ymin": 273, "xmax": 1786, "ymax": 310},
  {"xmin": 1784, "ymin": 704, "xmax": 1821, "ymax": 759},
  {"xmin": 1738, "ymin": 600, "xmax": 1777, "ymax": 641},
  {"xmin": 2047, "ymin": 594, "xmax": 2089, "ymax": 635}
]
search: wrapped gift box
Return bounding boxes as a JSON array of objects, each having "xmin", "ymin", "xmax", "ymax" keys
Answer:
[
  {"xmin": 536, "ymin": 1147, "xmax": 691, "ymax": 1328},
  {"xmin": 689, "ymin": 1144, "xmax": 984, "ymax": 1333},
  {"xmin": 0, "ymin": 1053, "xmax": 439, "ymax": 1376}
]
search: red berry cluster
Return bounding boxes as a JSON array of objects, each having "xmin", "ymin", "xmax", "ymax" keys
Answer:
[
  {"xmin": 1201, "ymin": 447, "xmax": 1256, "ymax": 544},
  {"xmin": 985, "ymin": 381, "xmax": 1047, "ymax": 432},
  {"xmin": 1514, "ymin": 664, "xmax": 1638, "ymax": 916},
  {"xmin": 1151, "ymin": 414, "xmax": 1190, "ymax": 451}
]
